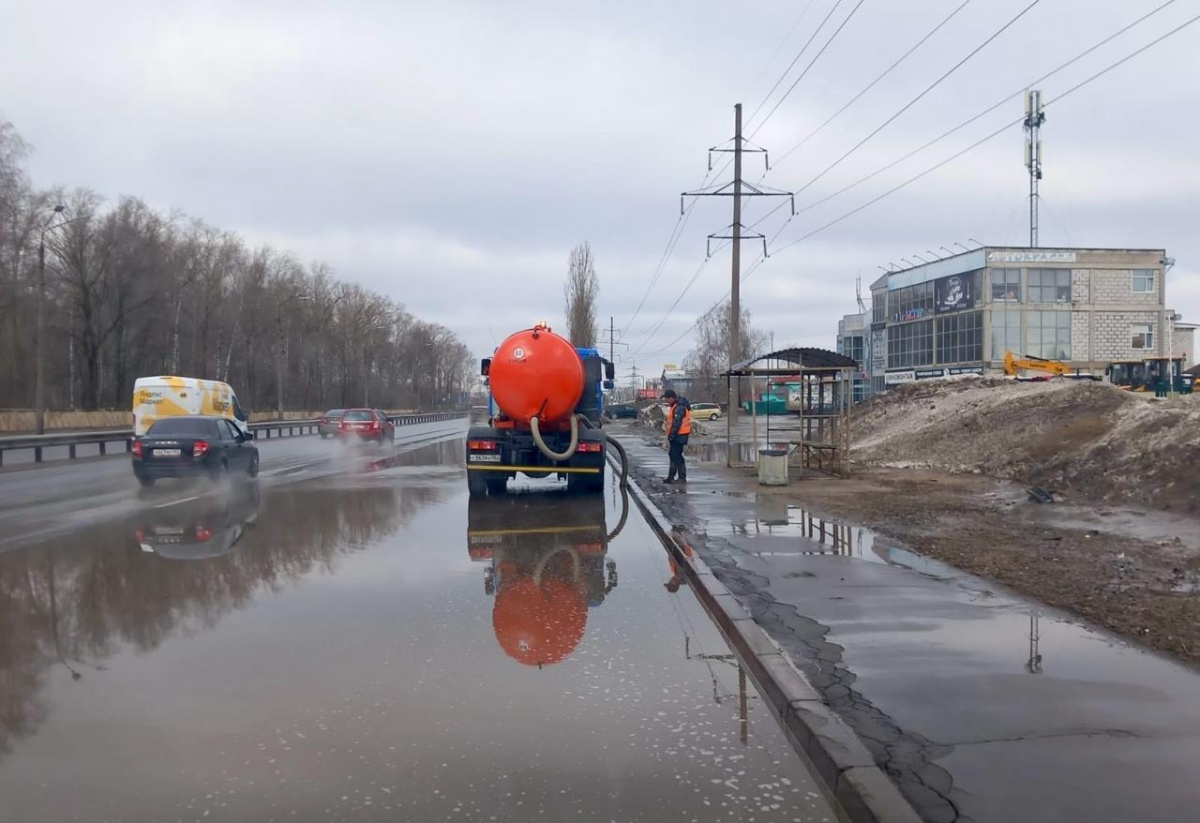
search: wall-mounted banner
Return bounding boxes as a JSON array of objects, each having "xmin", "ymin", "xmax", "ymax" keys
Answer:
[
  {"xmin": 987, "ymin": 250, "xmax": 1077, "ymax": 264},
  {"xmin": 935, "ymin": 272, "xmax": 975, "ymax": 314},
  {"xmin": 885, "ymin": 370, "xmax": 916, "ymax": 385}
]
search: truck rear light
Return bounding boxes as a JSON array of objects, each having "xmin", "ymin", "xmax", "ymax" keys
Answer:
[
  {"xmin": 577, "ymin": 442, "xmax": 603, "ymax": 453},
  {"xmin": 132, "ymin": 440, "xmax": 143, "ymax": 458},
  {"xmin": 193, "ymin": 440, "xmax": 210, "ymax": 458},
  {"xmin": 468, "ymin": 440, "xmax": 499, "ymax": 451},
  {"xmin": 195, "ymin": 527, "xmax": 212, "ymax": 542}
]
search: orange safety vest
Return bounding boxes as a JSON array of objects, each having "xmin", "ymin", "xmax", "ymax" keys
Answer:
[{"xmin": 664, "ymin": 403, "xmax": 692, "ymax": 436}]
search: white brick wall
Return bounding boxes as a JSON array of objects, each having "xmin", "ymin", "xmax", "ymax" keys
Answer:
[
  {"xmin": 1083, "ymin": 311, "xmax": 1161, "ymax": 362},
  {"xmin": 1089, "ymin": 269, "xmax": 1161, "ymax": 305}
]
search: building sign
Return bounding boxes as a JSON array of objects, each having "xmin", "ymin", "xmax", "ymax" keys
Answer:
[
  {"xmin": 906, "ymin": 366, "xmax": 986, "ymax": 381},
  {"xmin": 870, "ymin": 329, "xmax": 886, "ymax": 376},
  {"xmin": 986, "ymin": 251, "xmax": 1077, "ymax": 264},
  {"xmin": 885, "ymin": 370, "xmax": 915, "ymax": 385},
  {"xmin": 934, "ymin": 272, "xmax": 975, "ymax": 314}
]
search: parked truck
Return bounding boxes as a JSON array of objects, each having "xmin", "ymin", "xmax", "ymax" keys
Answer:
[{"xmin": 467, "ymin": 323, "xmax": 615, "ymax": 497}]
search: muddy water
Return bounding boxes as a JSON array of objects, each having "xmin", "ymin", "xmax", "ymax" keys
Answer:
[{"xmin": 0, "ymin": 437, "xmax": 839, "ymax": 822}]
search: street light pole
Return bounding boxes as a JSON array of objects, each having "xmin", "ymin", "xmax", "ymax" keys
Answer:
[{"xmin": 35, "ymin": 205, "xmax": 66, "ymax": 435}]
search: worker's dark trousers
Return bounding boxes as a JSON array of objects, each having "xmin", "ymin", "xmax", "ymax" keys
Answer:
[{"xmin": 667, "ymin": 435, "xmax": 688, "ymax": 481}]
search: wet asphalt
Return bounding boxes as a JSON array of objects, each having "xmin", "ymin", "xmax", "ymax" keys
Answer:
[
  {"xmin": 0, "ymin": 425, "xmax": 840, "ymax": 823},
  {"xmin": 618, "ymin": 430, "xmax": 1200, "ymax": 823}
]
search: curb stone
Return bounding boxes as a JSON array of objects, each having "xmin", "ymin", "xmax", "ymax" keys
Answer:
[{"xmin": 622, "ymin": 472, "xmax": 924, "ymax": 823}]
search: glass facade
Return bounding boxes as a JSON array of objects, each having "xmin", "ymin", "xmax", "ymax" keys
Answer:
[
  {"xmin": 887, "ymin": 319, "xmax": 934, "ymax": 369},
  {"xmin": 990, "ymin": 268, "xmax": 1021, "ymax": 301},
  {"xmin": 936, "ymin": 311, "xmax": 983, "ymax": 364},
  {"xmin": 1026, "ymin": 310, "xmax": 1071, "ymax": 359},
  {"xmin": 1028, "ymin": 269, "xmax": 1071, "ymax": 303},
  {"xmin": 887, "ymin": 281, "xmax": 935, "ymax": 323},
  {"xmin": 990, "ymin": 308, "xmax": 1021, "ymax": 361}
]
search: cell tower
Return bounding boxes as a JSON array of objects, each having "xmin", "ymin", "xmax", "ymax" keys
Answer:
[{"xmin": 1024, "ymin": 89, "xmax": 1046, "ymax": 248}]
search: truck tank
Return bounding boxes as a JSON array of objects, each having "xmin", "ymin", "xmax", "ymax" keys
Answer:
[{"xmin": 489, "ymin": 326, "xmax": 584, "ymax": 430}]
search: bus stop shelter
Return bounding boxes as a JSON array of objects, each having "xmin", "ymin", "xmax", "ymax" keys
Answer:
[{"xmin": 720, "ymin": 347, "xmax": 858, "ymax": 478}]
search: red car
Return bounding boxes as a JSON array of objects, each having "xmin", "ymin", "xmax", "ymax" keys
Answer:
[{"xmin": 336, "ymin": 408, "xmax": 395, "ymax": 444}]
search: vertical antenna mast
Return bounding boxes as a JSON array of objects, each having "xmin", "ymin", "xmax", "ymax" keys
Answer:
[{"xmin": 1024, "ymin": 89, "xmax": 1046, "ymax": 248}]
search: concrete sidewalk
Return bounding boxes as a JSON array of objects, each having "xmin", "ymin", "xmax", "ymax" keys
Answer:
[{"xmin": 617, "ymin": 432, "xmax": 1200, "ymax": 823}]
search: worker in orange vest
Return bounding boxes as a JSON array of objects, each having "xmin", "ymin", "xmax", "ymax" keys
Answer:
[{"xmin": 661, "ymin": 389, "xmax": 692, "ymax": 484}]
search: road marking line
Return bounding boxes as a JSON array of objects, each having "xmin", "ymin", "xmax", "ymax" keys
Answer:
[{"xmin": 155, "ymin": 495, "xmax": 203, "ymax": 509}]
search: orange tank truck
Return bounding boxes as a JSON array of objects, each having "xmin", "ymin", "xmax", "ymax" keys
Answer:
[{"xmin": 468, "ymin": 323, "xmax": 615, "ymax": 496}]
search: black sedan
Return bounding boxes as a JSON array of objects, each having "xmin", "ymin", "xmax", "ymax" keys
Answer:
[
  {"xmin": 132, "ymin": 415, "xmax": 259, "ymax": 487},
  {"xmin": 605, "ymin": 403, "xmax": 639, "ymax": 420}
]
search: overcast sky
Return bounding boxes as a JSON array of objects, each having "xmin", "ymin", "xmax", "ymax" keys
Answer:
[{"xmin": 4, "ymin": 0, "xmax": 1199, "ymax": 384}]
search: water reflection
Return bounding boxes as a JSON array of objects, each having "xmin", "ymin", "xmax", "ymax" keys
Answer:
[
  {"xmin": 466, "ymin": 491, "xmax": 620, "ymax": 668},
  {"xmin": 0, "ymin": 481, "xmax": 440, "ymax": 760}
]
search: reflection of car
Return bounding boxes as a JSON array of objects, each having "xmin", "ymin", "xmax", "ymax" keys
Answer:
[
  {"xmin": 690, "ymin": 402, "xmax": 722, "ymax": 421},
  {"xmin": 467, "ymin": 492, "xmax": 622, "ymax": 667},
  {"xmin": 132, "ymin": 416, "xmax": 259, "ymax": 487},
  {"xmin": 318, "ymin": 409, "xmax": 346, "ymax": 438},
  {"xmin": 337, "ymin": 408, "xmax": 395, "ymax": 444},
  {"xmin": 605, "ymin": 403, "xmax": 638, "ymax": 420},
  {"xmin": 136, "ymin": 484, "xmax": 261, "ymax": 560}
]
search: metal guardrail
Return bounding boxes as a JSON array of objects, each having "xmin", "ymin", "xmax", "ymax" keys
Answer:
[{"xmin": 0, "ymin": 412, "xmax": 467, "ymax": 468}]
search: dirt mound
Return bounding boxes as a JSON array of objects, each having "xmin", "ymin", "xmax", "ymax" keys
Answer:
[{"xmin": 853, "ymin": 379, "xmax": 1200, "ymax": 512}]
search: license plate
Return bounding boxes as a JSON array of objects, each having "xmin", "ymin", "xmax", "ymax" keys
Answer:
[
  {"xmin": 154, "ymin": 448, "xmax": 181, "ymax": 457},
  {"xmin": 468, "ymin": 453, "xmax": 502, "ymax": 463},
  {"xmin": 153, "ymin": 526, "xmax": 185, "ymax": 535}
]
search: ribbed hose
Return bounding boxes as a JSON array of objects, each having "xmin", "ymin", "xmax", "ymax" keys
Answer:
[
  {"xmin": 529, "ymin": 413, "xmax": 579, "ymax": 461},
  {"xmin": 575, "ymin": 415, "xmax": 630, "ymax": 490}
]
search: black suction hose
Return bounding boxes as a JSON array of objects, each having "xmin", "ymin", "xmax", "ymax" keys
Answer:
[{"xmin": 576, "ymin": 415, "xmax": 630, "ymax": 489}]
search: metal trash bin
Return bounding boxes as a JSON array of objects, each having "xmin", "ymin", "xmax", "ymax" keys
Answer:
[{"xmin": 757, "ymin": 448, "xmax": 789, "ymax": 486}]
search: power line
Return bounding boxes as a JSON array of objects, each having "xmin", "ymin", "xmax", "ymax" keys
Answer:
[
  {"xmin": 769, "ymin": 0, "xmax": 976, "ymax": 173},
  {"xmin": 792, "ymin": 0, "xmax": 1043, "ymax": 198},
  {"xmin": 779, "ymin": 0, "xmax": 1183, "ymax": 225},
  {"xmin": 749, "ymin": 0, "xmax": 868, "ymax": 140},
  {"xmin": 765, "ymin": 9, "xmax": 1200, "ymax": 259},
  {"xmin": 742, "ymin": 0, "xmax": 820, "ymax": 111},
  {"xmin": 642, "ymin": 7, "xmax": 1199, "ymax": 358},
  {"xmin": 744, "ymin": 0, "xmax": 846, "ymax": 130}
]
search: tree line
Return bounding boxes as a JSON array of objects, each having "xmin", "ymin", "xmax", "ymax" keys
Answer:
[{"xmin": 0, "ymin": 119, "xmax": 474, "ymax": 415}]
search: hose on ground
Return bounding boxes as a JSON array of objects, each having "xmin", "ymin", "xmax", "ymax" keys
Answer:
[{"xmin": 529, "ymin": 413, "xmax": 579, "ymax": 461}]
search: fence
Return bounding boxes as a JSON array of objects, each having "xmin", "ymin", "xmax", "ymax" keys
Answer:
[{"xmin": 0, "ymin": 412, "xmax": 467, "ymax": 468}]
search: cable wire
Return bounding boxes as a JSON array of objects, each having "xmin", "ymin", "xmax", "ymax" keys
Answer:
[
  {"xmin": 793, "ymin": 0, "xmax": 1043, "ymax": 197},
  {"xmin": 749, "ymin": 0, "xmax": 868, "ymax": 139},
  {"xmin": 744, "ymin": 0, "xmax": 846, "ymax": 130},
  {"xmin": 769, "ymin": 0, "xmax": 976, "ymax": 173}
]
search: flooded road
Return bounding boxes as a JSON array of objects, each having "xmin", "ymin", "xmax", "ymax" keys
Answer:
[{"xmin": 0, "ymin": 435, "xmax": 839, "ymax": 822}]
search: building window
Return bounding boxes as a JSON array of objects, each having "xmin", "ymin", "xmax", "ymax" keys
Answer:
[
  {"xmin": 1028, "ymin": 269, "xmax": 1071, "ymax": 303},
  {"xmin": 872, "ymin": 295, "xmax": 886, "ymax": 325},
  {"xmin": 936, "ymin": 311, "xmax": 983, "ymax": 364},
  {"xmin": 886, "ymin": 319, "xmax": 934, "ymax": 369},
  {"xmin": 887, "ymin": 281, "xmax": 935, "ymax": 323},
  {"xmin": 1027, "ymin": 310, "xmax": 1071, "ymax": 359},
  {"xmin": 1132, "ymin": 270, "xmax": 1156, "ymax": 293},
  {"xmin": 1131, "ymin": 323, "xmax": 1154, "ymax": 350},
  {"xmin": 990, "ymin": 268, "xmax": 1021, "ymax": 301},
  {"xmin": 991, "ymin": 308, "xmax": 1021, "ymax": 361}
]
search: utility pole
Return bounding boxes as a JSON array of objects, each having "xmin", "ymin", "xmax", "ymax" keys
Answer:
[
  {"xmin": 682, "ymin": 104, "xmax": 794, "ymax": 429},
  {"xmin": 600, "ymin": 315, "xmax": 628, "ymax": 368},
  {"xmin": 1024, "ymin": 89, "xmax": 1045, "ymax": 248}
]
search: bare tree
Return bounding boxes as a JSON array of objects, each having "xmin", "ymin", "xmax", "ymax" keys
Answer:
[
  {"xmin": 0, "ymin": 117, "xmax": 473, "ymax": 416},
  {"xmin": 563, "ymin": 241, "xmax": 598, "ymax": 347},
  {"xmin": 682, "ymin": 301, "xmax": 769, "ymax": 403}
]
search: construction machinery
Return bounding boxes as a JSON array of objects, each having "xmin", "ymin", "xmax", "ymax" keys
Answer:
[
  {"xmin": 1106, "ymin": 356, "xmax": 1192, "ymax": 393},
  {"xmin": 1003, "ymin": 351, "xmax": 1100, "ymax": 382},
  {"xmin": 468, "ymin": 323, "xmax": 616, "ymax": 497}
]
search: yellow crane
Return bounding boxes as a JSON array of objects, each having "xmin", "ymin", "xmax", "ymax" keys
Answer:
[{"xmin": 1003, "ymin": 351, "xmax": 1100, "ymax": 381}]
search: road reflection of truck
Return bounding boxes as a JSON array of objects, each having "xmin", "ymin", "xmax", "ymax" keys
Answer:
[
  {"xmin": 136, "ymin": 485, "xmax": 260, "ymax": 560},
  {"xmin": 467, "ymin": 493, "xmax": 620, "ymax": 668}
]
